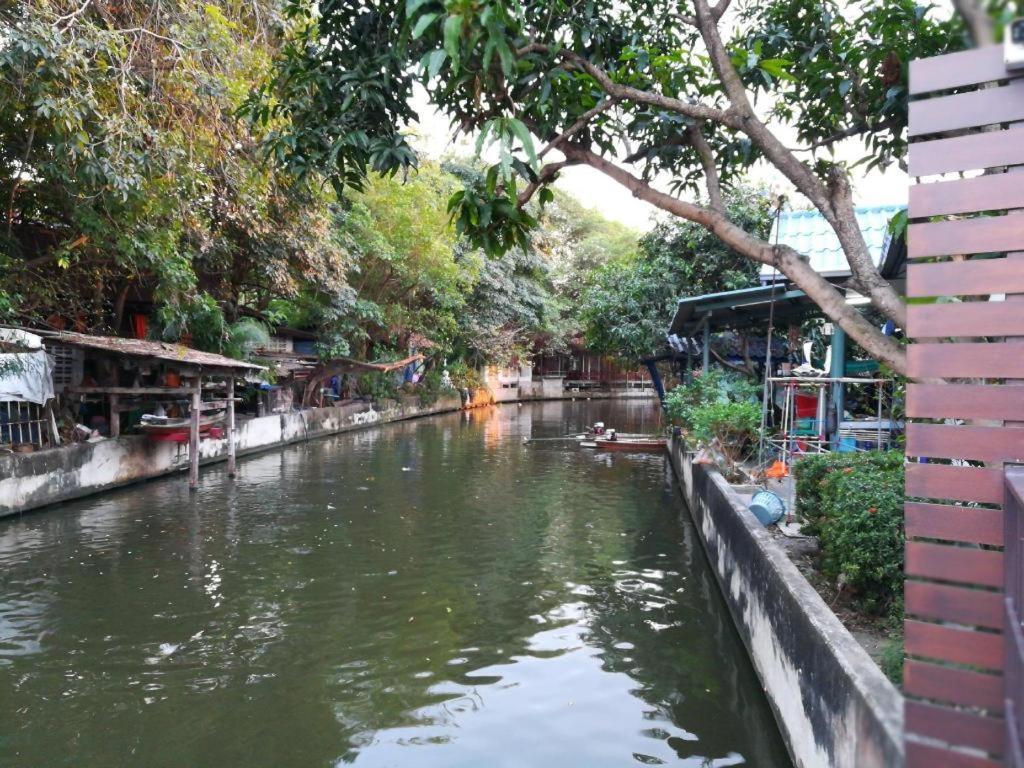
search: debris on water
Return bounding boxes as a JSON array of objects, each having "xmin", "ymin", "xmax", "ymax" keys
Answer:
[{"xmin": 158, "ymin": 643, "xmax": 178, "ymax": 656}]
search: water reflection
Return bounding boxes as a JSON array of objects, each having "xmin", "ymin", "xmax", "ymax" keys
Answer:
[{"xmin": 0, "ymin": 400, "xmax": 790, "ymax": 767}]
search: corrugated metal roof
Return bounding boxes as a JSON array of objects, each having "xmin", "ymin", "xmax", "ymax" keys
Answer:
[
  {"xmin": 25, "ymin": 329, "xmax": 264, "ymax": 371},
  {"xmin": 760, "ymin": 204, "xmax": 904, "ymax": 282}
]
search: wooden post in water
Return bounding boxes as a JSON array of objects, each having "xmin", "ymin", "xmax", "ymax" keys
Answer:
[
  {"xmin": 109, "ymin": 394, "xmax": 119, "ymax": 438},
  {"xmin": 189, "ymin": 381, "xmax": 201, "ymax": 491},
  {"xmin": 226, "ymin": 377, "xmax": 236, "ymax": 478}
]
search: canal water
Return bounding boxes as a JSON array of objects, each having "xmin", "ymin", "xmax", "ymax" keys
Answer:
[{"xmin": 0, "ymin": 400, "xmax": 791, "ymax": 767}]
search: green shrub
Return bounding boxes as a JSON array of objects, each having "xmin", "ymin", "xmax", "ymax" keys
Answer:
[
  {"xmin": 448, "ymin": 361, "xmax": 483, "ymax": 390},
  {"xmin": 359, "ymin": 370, "xmax": 400, "ymax": 401},
  {"xmin": 417, "ymin": 369, "xmax": 443, "ymax": 406},
  {"xmin": 689, "ymin": 401, "xmax": 761, "ymax": 462},
  {"xmin": 793, "ymin": 450, "xmax": 903, "ymax": 536},
  {"xmin": 880, "ymin": 600, "xmax": 904, "ymax": 685},
  {"xmin": 815, "ymin": 453, "xmax": 905, "ymax": 613},
  {"xmin": 664, "ymin": 369, "xmax": 759, "ymax": 434}
]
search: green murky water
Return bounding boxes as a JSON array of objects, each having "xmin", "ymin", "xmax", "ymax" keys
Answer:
[{"xmin": 0, "ymin": 400, "xmax": 791, "ymax": 767}]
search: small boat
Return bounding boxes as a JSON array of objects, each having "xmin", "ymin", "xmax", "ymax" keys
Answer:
[
  {"xmin": 581, "ymin": 428, "xmax": 667, "ymax": 453},
  {"xmin": 140, "ymin": 412, "xmax": 225, "ymax": 442},
  {"xmin": 591, "ymin": 436, "xmax": 667, "ymax": 453},
  {"xmin": 583, "ymin": 422, "xmax": 653, "ymax": 441}
]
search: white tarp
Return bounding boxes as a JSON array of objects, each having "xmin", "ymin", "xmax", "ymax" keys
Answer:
[{"xmin": 0, "ymin": 330, "xmax": 54, "ymax": 404}]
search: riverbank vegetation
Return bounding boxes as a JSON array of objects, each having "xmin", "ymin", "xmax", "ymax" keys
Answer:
[
  {"xmin": 793, "ymin": 451, "xmax": 905, "ymax": 682},
  {"xmin": 1, "ymin": 2, "xmax": 781, "ymax": 377}
]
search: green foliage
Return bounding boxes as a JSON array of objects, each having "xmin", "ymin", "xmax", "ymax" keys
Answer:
[
  {"xmin": 793, "ymin": 450, "xmax": 903, "ymax": 535},
  {"xmin": 688, "ymin": 400, "xmax": 761, "ymax": 455},
  {"xmin": 258, "ymin": 0, "xmax": 962, "ymax": 260},
  {"xmin": 359, "ymin": 371, "xmax": 401, "ymax": 401},
  {"xmin": 664, "ymin": 369, "xmax": 759, "ymax": 434},
  {"xmin": 880, "ymin": 615, "xmax": 904, "ymax": 685},
  {"xmin": 578, "ymin": 187, "xmax": 767, "ymax": 360},
  {"xmin": 793, "ymin": 451, "xmax": 905, "ymax": 612},
  {"xmin": 735, "ymin": 0, "xmax": 963, "ymax": 173},
  {"xmin": 415, "ymin": 369, "xmax": 445, "ymax": 406},
  {"xmin": 664, "ymin": 369, "xmax": 760, "ymax": 474},
  {"xmin": 447, "ymin": 361, "xmax": 483, "ymax": 390},
  {"xmin": 1, "ymin": 1, "xmax": 352, "ymax": 346}
]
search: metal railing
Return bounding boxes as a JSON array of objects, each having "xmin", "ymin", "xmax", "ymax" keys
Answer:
[
  {"xmin": 0, "ymin": 400, "xmax": 47, "ymax": 447},
  {"xmin": 1007, "ymin": 467, "xmax": 1024, "ymax": 768}
]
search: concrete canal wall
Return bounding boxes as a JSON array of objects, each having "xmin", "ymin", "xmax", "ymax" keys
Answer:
[
  {"xmin": 0, "ymin": 394, "xmax": 466, "ymax": 517},
  {"xmin": 668, "ymin": 438, "xmax": 904, "ymax": 768}
]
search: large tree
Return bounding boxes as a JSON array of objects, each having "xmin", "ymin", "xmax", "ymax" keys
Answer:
[
  {"xmin": 580, "ymin": 186, "xmax": 766, "ymax": 361},
  {"xmin": 253, "ymin": 0, "xmax": 969, "ymax": 374}
]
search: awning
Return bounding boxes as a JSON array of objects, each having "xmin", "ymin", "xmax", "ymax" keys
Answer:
[{"xmin": 667, "ymin": 285, "xmax": 822, "ymax": 338}]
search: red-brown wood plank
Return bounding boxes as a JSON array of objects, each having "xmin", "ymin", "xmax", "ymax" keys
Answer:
[
  {"xmin": 905, "ymin": 619, "xmax": 1003, "ymax": 669},
  {"xmin": 909, "ymin": 130, "xmax": 1024, "ymax": 177},
  {"xmin": 906, "ymin": 463, "xmax": 1004, "ymax": 504},
  {"xmin": 907, "ymin": 740, "xmax": 1001, "ymax": 768},
  {"xmin": 911, "ymin": 172, "xmax": 1024, "ymax": 217},
  {"xmin": 905, "ymin": 501, "xmax": 1003, "ymax": 546},
  {"xmin": 909, "ymin": 216, "xmax": 1024, "ymax": 259},
  {"xmin": 908, "ymin": 258, "xmax": 1024, "ymax": 298},
  {"xmin": 907, "ymin": 423, "xmax": 1024, "ymax": 463},
  {"xmin": 909, "ymin": 45, "xmax": 1020, "ymax": 95},
  {"xmin": 908, "ymin": 80, "xmax": 1024, "ymax": 136},
  {"xmin": 904, "ymin": 659, "xmax": 1004, "ymax": 711},
  {"xmin": 908, "ymin": 301, "xmax": 1024, "ymax": 338},
  {"xmin": 905, "ymin": 541, "xmax": 1004, "ymax": 588},
  {"xmin": 905, "ymin": 581, "xmax": 1004, "ymax": 629},
  {"xmin": 905, "ymin": 701, "xmax": 1004, "ymax": 756},
  {"xmin": 908, "ymin": 342, "xmax": 1024, "ymax": 379},
  {"xmin": 907, "ymin": 383, "xmax": 1024, "ymax": 421},
  {"xmin": 907, "ymin": 423, "xmax": 1024, "ymax": 462}
]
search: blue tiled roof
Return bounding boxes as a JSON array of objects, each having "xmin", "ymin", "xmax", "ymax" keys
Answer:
[{"xmin": 760, "ymin": 204, "xmax": 904, "ymax": 282}]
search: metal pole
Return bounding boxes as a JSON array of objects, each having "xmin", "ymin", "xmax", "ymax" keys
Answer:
[
  {"xmin": 226, "ymin": 377, "xmax": 236, "ymax": 478},
  {"xmin": 702, "ymin": 323, "xmax": 710, "ymax": 372},
  {"xmin": 829, "ymin": 327, "xmax": 846, "ymax": 449},
  {"xmin": 189, "ymin": 382, "xmax": 201, "ymax": 491},
  {"xmin": 877, "ymin": 383, "xmax": 883, "ymax": 451}
]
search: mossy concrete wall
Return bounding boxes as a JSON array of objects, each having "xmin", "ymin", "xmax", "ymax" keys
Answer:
[
  {"xmin": 0, "ymin": 395, "xmax": 464, "ymax": 517},
  {"xmin": 668, "ymin": 438, "xmax": 903, "ymax": 768}
]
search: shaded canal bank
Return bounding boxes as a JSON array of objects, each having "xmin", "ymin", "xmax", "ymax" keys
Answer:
[{"xmin": 0, "ymin": 400, "xmax": 790, "ymax": 767}]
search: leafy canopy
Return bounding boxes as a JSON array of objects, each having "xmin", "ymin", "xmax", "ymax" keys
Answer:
[
  {"xmin": 579, "ymin": 187, "xmax": 767, "ymax": 360},
  {"xmin": 255, "ymin": 0, "xmax": 960, "ymax": 250}
]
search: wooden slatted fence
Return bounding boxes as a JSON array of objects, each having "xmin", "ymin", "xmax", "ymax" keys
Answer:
[{"xmin": 907, "ymin": 44, "xmax": 1024, "ymax": 768}]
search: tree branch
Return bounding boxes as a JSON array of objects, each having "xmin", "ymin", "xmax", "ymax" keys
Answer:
[
  {"xmin": 952, "ymin": 0, "xmax": 996, "ymax": 46},
  {"xmin": 690, "ymin": 0, "xmax": 905, "ymax": 327},
  {"xmin": 516, "ymin": 41, "xmax": 740, "ymax": 129},
  {"xmin": 516, "ymin": 160, "xmax": 571, "ymax": 207},
  {"xmin": 686, "ymin": 123, "xmax": 723, "ymax": 212},
  {"xmin": 560, "ymin": 144, "xmax": 907, "ymax": 374},
  {"xmin": 538, "ymin": 98, "xmax": 617, "ymax": 160}
]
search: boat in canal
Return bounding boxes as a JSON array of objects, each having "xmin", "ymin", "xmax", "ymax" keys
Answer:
[{"xmin": 580, "ymin": 427, "xmax": 667, "ymax": 453}]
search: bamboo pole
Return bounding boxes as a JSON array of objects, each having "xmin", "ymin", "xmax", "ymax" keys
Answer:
[
  {"xmin": 189, "ymin": 382, "xmax": 201, "ymax": 491},
  {"xmin": 226, "ymin": 377, "xmax": 236, "ymax": 478}
]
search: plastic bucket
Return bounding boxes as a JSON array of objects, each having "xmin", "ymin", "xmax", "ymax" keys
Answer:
[{"xmin": 749, "ymin": 491, "xmax": 786, "ymax": 526}]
